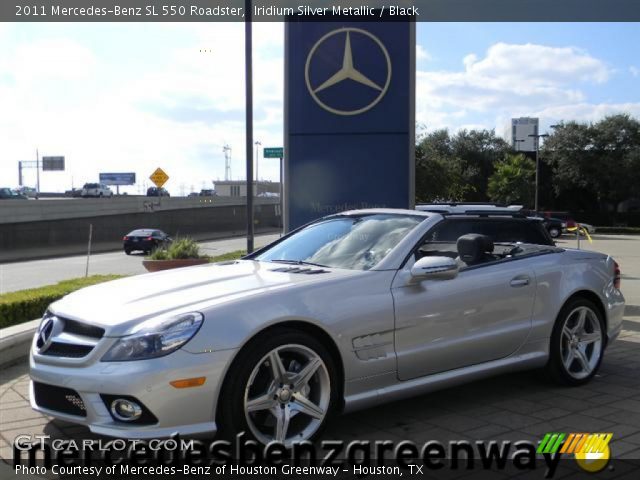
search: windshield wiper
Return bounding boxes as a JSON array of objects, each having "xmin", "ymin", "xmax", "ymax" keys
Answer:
[{"xmin": 269, "ymin": 259, "xmax": 329, "ymax": 268}]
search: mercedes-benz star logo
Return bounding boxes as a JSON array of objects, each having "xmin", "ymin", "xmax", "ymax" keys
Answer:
[
  {"xmin": 36, "ymin": 317, "xmax": 56, "ymax": 353},
  {"xmin": 305, "ymin": 27, "xmax": 392, "ymax": 116}
]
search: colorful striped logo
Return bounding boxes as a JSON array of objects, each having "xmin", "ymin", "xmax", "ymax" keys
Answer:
[{"xmin": 537, "ymin": 432, "xmax": 613, "ymax": 455}]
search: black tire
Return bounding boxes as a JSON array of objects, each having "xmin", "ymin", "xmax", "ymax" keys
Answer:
[
  {"xmin": 124, "ymin": 249, "xmax": 131, "ymax": 255},
  {"xmin": 545, "ymin": 297, "xmax": 605, "ymax": 386},
  {"xmin": 217, "ymin": 328, "xmax": 339, "ymax": 446},
  {"xmin": 548, "ymin": 227, "xmax": 561, "ymax": 238}
]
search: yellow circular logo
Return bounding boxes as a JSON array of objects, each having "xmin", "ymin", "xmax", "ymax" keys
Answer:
[{"xmin": 575, "ymin": 444, "xmax": 610, "ymax": 473}]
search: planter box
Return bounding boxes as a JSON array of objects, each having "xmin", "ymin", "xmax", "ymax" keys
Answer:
[{"xmin": 142, "ymin": 258, "xmax": 209, "ymax": 272}]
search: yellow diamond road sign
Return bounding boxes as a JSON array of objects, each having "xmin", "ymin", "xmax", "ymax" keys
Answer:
[{"xmin": 149, "ymin": 168, "xmax": 169, "ymax": 188}]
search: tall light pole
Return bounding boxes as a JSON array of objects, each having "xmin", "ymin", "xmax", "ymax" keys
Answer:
[
  {"xmin": 245, "ymin": 0, "xmax": 254, "ymax": 253},
  {"xmin": 529, "ymin": 133, "xmax": 549, "ymax": 212}
]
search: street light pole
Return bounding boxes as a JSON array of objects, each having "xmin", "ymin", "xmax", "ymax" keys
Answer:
[
  {"xmin": 529, "ymin": 133, "xmax": 549, "ymax": 212},
  {"xmin": 245, "ymin": 0, "xmax": 254, "ymax": 254}
]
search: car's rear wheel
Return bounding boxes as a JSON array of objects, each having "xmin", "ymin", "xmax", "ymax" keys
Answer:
[
  {"xmin": 124, "ymin": 248, "xmax": 131, "ymax": 255},
  {"xmin": 546, "ymin": 298, "xmax": 605, "ymax": 385},
  {"xmin": 218, "ymin": 329, "xmax": 338, "ymax": 447},
  {"xmin": 548, "ymin": 227, "xmax": 561, "ymax": 238}
]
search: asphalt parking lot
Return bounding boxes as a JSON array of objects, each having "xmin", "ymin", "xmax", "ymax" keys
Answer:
[{"xmin": 2, "ymin": 234, "xmax": 640, "ymax": 473}]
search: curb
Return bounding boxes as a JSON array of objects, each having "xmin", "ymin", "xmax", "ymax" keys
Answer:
[{"xmin": 0, "ymin": 319, "xmax": 38, "ymax": 368}]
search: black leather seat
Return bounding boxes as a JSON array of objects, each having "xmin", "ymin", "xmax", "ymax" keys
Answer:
[{"xmin": 456, "ymin": 234, "xmax": 497, "ymax": 267}]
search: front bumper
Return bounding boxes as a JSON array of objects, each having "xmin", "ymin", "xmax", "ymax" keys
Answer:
[{"xmin": 29, "ymin": 346, "xmax": 237, "ymax": 439}]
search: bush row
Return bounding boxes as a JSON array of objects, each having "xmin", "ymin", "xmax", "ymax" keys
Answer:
[{"xmin": 0, "ymin": 275, "xmax": 123, "ymax": 329}]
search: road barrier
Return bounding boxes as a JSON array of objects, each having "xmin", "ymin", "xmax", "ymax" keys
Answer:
[{"xmin": 0, "ymin": 199, "xmax": 280, "ymax": 262}]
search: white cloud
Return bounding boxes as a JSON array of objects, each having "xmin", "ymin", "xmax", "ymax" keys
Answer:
[
  {"xmin": 630, "ymin": 66, "xmax": 640, "ymax": 78},
  {"xmin": 0, "ymin": 24, "xmax": 285, "ymax": 193},
  {"xmin": 416, "ymin": 45, "xmax": 431, "ymax": 61},
  {"xmin": 416, "ymin": 42, "xmax": 622, "ymax": 132}
]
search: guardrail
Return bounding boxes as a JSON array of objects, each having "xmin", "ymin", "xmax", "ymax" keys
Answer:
[{"xmin": 0, "ymin": 196, "xmax": 278, "ymax": 224}]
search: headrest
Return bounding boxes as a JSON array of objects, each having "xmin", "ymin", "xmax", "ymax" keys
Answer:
[{"xmin": 457, "ymin": 234, "xmax": 494, "ymax": 265}]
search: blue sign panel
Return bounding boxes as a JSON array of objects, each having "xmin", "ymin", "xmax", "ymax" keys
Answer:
[
  {"xmin": 285, "ymin": 17, "xmax": 415, "ymax": 230},
  {"xmin": 99, "ymin": 172, "xmax": 136, "ymax": 186}
]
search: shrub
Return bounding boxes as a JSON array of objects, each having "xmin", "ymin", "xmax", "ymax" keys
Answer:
[
  {"xmin": 0, "ymin": 275, "xmax": 124, "ymax": 329},
  {"xmin": 149, "ymin": 237, "xmax": 201, "ymax": 260}
]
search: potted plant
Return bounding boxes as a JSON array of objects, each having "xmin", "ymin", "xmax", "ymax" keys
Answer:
[{"xmin": 142, "ymin": 237, "xmax": 209, "ymax": 272}]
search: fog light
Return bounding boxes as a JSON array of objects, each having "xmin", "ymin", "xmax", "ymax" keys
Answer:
[{"xmin": 110, "ymin": 399, "xmax": 142, "ymax": 422}]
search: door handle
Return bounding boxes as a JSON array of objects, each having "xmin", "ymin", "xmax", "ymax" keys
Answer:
[{"xmin": 510, "ymin": 276, "xmax": 530, "ymax": 287}]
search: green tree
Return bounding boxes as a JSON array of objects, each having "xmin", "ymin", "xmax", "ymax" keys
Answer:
[
  {"xmin": 543, "ymin": 114, "xmax": 640, "ymax": 210},
  {"xmin": 488, "ymin": 154, "xmax": 536, "ymax": 206},
  {"xmin": 415, "ymin": 128, "xmax": 511, "ymax": 202}
]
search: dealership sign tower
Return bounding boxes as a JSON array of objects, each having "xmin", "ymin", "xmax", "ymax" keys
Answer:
[{"xmin": 284, "ymin": 14, "xmax": 415, "ymax": 230}]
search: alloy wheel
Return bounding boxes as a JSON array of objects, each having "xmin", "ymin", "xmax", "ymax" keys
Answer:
[
  {"xmin": 560, "ymin": 306, "xmax": 603, "ymax": 380},
  {"xmin": 243, "ymin": 344, "xmax": 330, "ymax": 447}
]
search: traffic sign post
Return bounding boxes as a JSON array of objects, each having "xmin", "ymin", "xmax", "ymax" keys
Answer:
[
  {"xmin": 149, "ymin": 168, "xmax": 169, "ymax": 189},
  {"xmin": 263, "ymin": 147, "xmax": 284, "ymax": 159},
  {"xmin": 264, "ymin": 147, "xmax": 284, "ymax": 232}
]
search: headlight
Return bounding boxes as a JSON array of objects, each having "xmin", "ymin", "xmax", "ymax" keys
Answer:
[{"xmin": 101, "ymin": 312, "xmax": 203, "ymax": 362}]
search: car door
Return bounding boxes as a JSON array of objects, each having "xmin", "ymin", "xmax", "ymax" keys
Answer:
[{"xmin": 392, "ymin": 256, "xmax": 536, "ymax": 381}]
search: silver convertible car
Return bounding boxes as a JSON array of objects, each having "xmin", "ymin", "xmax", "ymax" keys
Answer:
[{"xmin": 30, "ymin": 209, "xmax": 625, "ymax": 447}]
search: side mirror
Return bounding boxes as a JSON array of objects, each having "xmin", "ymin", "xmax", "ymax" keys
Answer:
[{"xmin": 410, "ymin": 256, "xmax": 458, "ymax": 281}]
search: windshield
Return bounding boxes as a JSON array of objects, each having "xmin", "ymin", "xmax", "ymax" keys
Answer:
[{"xmin": 255, "ymin": 214, "xmax": 423, "ymax": 270}]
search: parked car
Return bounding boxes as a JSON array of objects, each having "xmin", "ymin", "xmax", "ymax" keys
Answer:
[
  {"xmin": 16, "ymin": 186, "xmax": 37, "ymax": 198},
  {"xmin": 64, "ymin": 188, "xmax": 83, "ymax": 198},
  {"xmin": 29, "ymin": 209, "xmax": 624, "ymax": 446},
  {"xmin": 577, "ymin": 223, "xmax": 597, "ymax": 235},
  {"xmin": 0, "ymin": 187, "xmax": 27, "ymax": 200},
  {"xmin": 146, "ymin": 187, "xmax": 170, "ymax": 197},
  {"xmin": 519, "ymin": 211, "xmax": 566, "ymax": 239},
  {"xmin": 81, "ymin": 183, "xmax": 113, "ymax": 198},
  {"xmin": 417, "ymin": 204, "xmax": 554, "ymax": 245},
  {"xmin": 544, "ymin": 211, "xmax": 577, "ymax": 230},
  {"xmin": 540, "ymin": 217, "xmax": 566, "ymax": 238},
  {"xmin": 122, "ymin": 229, "xmax": 171, "ymax": 255},
  {"xmin": 199, "ymin": 189, "xmax": 216, "ymax": 197}
]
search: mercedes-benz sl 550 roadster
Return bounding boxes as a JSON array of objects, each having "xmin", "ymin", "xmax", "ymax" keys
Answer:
[{"xmin": 30, "ymin": 209, "xmax": 625, "ymax": 447}]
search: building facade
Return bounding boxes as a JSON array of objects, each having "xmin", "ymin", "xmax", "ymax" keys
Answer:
[
  {"xmin": 508, "ymin": 117, "xmax": 539, "ymax": 152},
  {"xmin": 214, "ymin": 180, "xmax": 280, "ymax": 197}
]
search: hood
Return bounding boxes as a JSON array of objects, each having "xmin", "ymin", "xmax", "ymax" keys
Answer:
[{"xmin": 50, "ymin": 260, "xmax": 355, "ymax": 335}]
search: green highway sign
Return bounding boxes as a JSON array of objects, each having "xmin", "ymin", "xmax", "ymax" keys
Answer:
[{"xmin": 263, "ymin": 147, "xmax": 284, "ymax": 158}]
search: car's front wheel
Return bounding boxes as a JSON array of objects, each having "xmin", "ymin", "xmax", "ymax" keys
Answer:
[
  {"xmin": 548, "ymin": 227, "xmax": 561, "ymax": 238},
  {"xmin": 218, "ymin": 329, "xmax": 338, "ymax": 447},
  {"xmin": 546, "ymin": 298, "xmax": 605, "ymax": 386}
]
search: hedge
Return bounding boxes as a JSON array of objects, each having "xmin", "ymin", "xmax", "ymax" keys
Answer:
[
  {"xmin": 0, "ymin": 275, "xmax": 124, "ymax": 329},
  {"xmin": 209, "ymin": 250, "xmax": 247, "ymax": 262},
  {"xmin": 595, "ymin": 226, "xmax": 640, "ymax": 235}
]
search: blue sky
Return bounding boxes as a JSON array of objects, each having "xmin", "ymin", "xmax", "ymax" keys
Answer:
[{"xmin": 1, "ymin": 22, "xmax": 638, "ymax": 194}]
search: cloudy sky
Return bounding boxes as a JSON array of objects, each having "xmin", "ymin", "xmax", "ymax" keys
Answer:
[{"xmin": 0, "ymin": 22, "xmax": 638, "ymax": 195}]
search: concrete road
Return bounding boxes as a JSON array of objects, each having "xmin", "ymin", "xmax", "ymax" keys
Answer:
[{"xmin": 0, "ymin": 233, "xmax": 281, "ymax": 294}]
